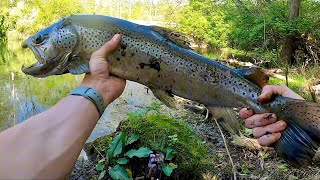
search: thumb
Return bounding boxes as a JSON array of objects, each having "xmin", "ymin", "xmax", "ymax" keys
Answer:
[
  {"xmin": 92, "ymin": 34, "xmax": 122, "ymax": 58},
  {"xmin": 258, "ymin": 85, "xmax": 284, "ymax": 103}
]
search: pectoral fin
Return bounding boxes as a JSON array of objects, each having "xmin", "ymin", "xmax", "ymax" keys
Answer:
[
  {"xmin": 68, "ymin": 56, "xmax": 90, "ymax": 74},
  {"xmin": 207, "ymin": 106, "xmax": 241, "ymax": 135},
  {"xmin": 151, "ymin": 88, "xmax": 177, "ymax": 108},
  {"xmin": 235, "ymin": 67, "xmax": 269, "ymax": 88}
]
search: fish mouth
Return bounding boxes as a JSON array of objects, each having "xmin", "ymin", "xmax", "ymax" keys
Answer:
[
  {"xmin": 22, "ymin": 41, "xmax": 45, "ymax": 64},
  {"xmin": 21, "ymin": 39, "xmax": 64, "ymax": 78}
]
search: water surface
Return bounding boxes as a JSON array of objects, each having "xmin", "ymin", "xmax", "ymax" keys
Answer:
[{"xmin": 0, "ymin": 43, "xmax": 157, "ymax": 141}]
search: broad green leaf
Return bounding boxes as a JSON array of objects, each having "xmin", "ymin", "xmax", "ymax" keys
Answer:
[
  {"xmin": 107, "ymin": 132, "xmax": 127, "ymax": 159},
  {"xmin": 96, "ymin": 162, "xmax": 105, "ymax": 171},
  {"xmin": 169, "ymin": 163, "xmax": 178, "ymax": 169},
  {"xmin": 116, "ymin": 158, "xmax": 128, "ymax": 165},
  {"xmin": 108, "ymin": 165, "xmax": 132, "ymax": 180},
  {"xmin": 125, "ymin": 147, "xmax": 152, "ymax": 158},
  {"xmin": 244, "ymin": 128, "xmax": 253, "ymax": 137},
  {"xmin": 165, "ymin": 147, "xmax": 174, "ymax": 160},
  {"xmin": 162, "ymin": 163, "xmax": 173, "ymax": 176},
  {"xmin": 98, "ymin": 170, "xmax": 106, "ymax": 180},
  {"xmin": 126, "ymin": 133, "xmax": 140, "ymax": 145}
]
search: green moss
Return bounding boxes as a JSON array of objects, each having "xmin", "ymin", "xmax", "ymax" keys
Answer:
[{"xmin": 115, "ymin": 110, "xmax": 216, "ymax": 179}]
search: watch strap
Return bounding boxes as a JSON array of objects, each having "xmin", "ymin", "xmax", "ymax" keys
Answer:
[{"xmin": 69, "ymin": 86, "xmax": 106, "ymax": 117}]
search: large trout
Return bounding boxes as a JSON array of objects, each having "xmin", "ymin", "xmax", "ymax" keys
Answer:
[{"xmin": 21, "ymin": 15, "xmax": 320, "ymax": 166}]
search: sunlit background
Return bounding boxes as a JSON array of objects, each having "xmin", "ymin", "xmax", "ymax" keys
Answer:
[{"xmin": 0, "ymin": 0, "xmax": 319, "ymax": 140}]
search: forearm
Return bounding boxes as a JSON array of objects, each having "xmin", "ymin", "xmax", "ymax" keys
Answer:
[{"xmin": 0, "ymin": 95, "xmax": 99, "ymax": 179}]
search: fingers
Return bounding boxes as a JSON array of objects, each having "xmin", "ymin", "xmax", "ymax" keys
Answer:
[
  {"xmin": 240, "ymin": 106, "xmax": 286, "ymax": 147},
  {"xmin": 91, "ymin": 34, "xmax": 122, "ymax": 58},
  {"xmin": 258, "ymin": 84, "xmax": 304, "ymax": 102},
  {"xmin": 252, "ymin": 120, "xmax": 286, "ymax": 137},
  {"xmin": 258, "ymin": 133, "xmax": 281, "ymax": 146},
  {"xmin": 258, "ymin": 85, "xmax": 286, "ymax": 103},
  {"xmin": 239, "ymin": 108, "xmax": 254, "ymax": 119},
  {"xmin": 244, "ymin": 113, "xmax": 277, "ymax": 128}
]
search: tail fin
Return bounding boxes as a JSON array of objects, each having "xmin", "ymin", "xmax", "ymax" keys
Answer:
[{"xmin": 273, "ymin": 100, "xmax": 320, "ymax": 166}]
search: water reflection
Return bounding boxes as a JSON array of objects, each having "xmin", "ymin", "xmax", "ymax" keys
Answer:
[
  {"xmin": 0, "ymin": 43, "xmax": 159, "ymax": 141},
  {"xmin": 0, "ymin": 44, "xmax": 79, "ymax": 131}
]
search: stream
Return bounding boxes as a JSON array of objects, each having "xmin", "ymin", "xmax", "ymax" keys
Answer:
[{"xmin": 0, "ymin": 43, "xmax": 157, "ymax": 142}]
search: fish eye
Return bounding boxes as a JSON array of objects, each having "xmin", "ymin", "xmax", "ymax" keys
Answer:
[
  {"xmin": 34, "ymin": 34, "xmax": 49, "ymax": 44},
  {"xmin": 35, "ymin": 36, "xmax": 42, "ymax": 44}
]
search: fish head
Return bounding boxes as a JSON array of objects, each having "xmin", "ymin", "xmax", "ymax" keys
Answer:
[{"xmin": 22, "ymin": 17, "xmax": 78, "ymax": 77}]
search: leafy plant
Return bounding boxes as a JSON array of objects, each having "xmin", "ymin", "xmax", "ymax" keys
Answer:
[
  {"xmin": 278, "ymin": 164, "xmax": 289, "ymax": 172},
  {"xmin": 241, "ymin": 166, "xmax": 250, "ymax": 174},
  {"xmin": 96, "ymin": 132, "xmax": 152, "ymax": 180}
]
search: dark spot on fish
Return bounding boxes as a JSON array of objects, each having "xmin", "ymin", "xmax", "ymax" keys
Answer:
[
  {"xmin": 120, "ymin": 44, "xmax": 127, "ymax": 50},
  {"xmin": 121, "ymin": 51, "xmax": 126, "ymax": 57},
  {"xmin": 139, "ymin": 63, "xmax": 145, "ymax": 69},
  {"xmin": 150, "ymin": 62, "xmax": 160, "ymax": 72},
  {"xmin": 131, "ymin": 53, "xmax": 135, "ymax": 57},
  {"xmin": 166, "ymin": 89, "xmax": 174, "ymax": 97},
  {"xmin": 117, "ymin": 58, "xmax": 120, "ymax": 61}
]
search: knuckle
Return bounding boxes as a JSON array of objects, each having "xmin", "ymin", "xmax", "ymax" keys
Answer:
[
  {"xmin": 277, "ymin": 121, "xmax": 287, "ymax": 130},
  {"xmin": 239, "ymin": 108, "xmax": 253, "ymax": 118},
  {"xmin": 91, "ymin": 52, "xmax": 98, "ymax": 58},
  {"xmin": 245, "ymin": 119, "xmax": 254, "ymax": 128},
  {"xmin": 252, "ymin": 127, "xmax": 264, "ymax": 137},
  {"xmin": 258, "ymin": 137, "xmax": 269, "ymax": 147}
]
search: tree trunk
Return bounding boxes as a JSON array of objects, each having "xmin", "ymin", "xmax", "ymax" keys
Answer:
[{"xmin": 280, "ymin": 0, "xmax": 301, "ymax": 65}]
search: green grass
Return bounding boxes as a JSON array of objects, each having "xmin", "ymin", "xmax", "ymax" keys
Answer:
[
  {"xmin": 90, "ymin": 105, "xmax": 216, "ymax": 179},
  {"xmin": 118, "ymin": 110, "xmax": 216, "ymax": 179},
  {"xmin": 269, "ymin": 71, "xmax": 312, "ymax": 100}
]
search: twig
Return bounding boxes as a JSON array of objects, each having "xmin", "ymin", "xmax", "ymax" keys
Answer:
[
  {"xmin": 93, "ymin": 144, "xmax": 104, "ymax": 159},
  {"xmin": 204, "ymin": 108, "xmax": 209, "ymax": 121},
  {"xmin": 214, "ymin": 118, "xmax": 237, "ymax": 180},
  {"xmin": 285, "ymin": 65, "xmax": 289, "ymax": 87}
]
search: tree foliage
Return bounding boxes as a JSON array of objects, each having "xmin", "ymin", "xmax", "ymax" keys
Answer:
[
  {"xmin": 0, "ymin": 0, "xmax": 319, "ymax": 64},
  {"xmin": 177, "ymin": 0, "xmax": 320, "ymax": 56},
  {"xmin": 0, "ymin": 0, "xmax": 186, "ymax": 39}
]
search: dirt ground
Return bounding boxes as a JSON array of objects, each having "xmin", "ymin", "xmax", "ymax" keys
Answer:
[
  {"xmin": 181, "ymin": 109, "xmax": 320, "ymax": 180},
  {"xmin": 70, "ymin": 101, "xmax": 320, "ymax": 180}
]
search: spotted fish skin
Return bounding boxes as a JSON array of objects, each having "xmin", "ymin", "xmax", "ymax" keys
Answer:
[{"xmin": 22, "ymin": 15, "xmax": 320, "ymax": 166}]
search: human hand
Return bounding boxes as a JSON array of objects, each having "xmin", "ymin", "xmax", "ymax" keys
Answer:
[
  {"xmin": 80, "ymin": 34, "xmax": 126, "ymax": 105},
  {"xmin": 240, "ymin": 85, "xmax": 304, "ymax": 146}
]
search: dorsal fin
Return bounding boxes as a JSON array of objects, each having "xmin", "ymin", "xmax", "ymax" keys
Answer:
[
  {"xmin": 151, "ymin": 26, "xmax": 193, "ymax": 50},
  {"xmin": 235, "ymin": 67, "xmax": 269, "ymax": 88}
]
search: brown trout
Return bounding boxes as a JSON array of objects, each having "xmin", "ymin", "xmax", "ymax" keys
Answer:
[{"xmin": 21, "ymin": 14, "xmax": 320, "ymax": 166}]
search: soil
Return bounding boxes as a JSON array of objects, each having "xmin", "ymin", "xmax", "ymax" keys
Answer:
[{"xmin": 70, "ymin": 98, "xmax": 320, "ymax": 180}]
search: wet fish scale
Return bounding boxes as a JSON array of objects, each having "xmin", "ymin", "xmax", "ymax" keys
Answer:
[{"xmin": 21, "ymin": 14, "xmax": 320, "ymax": 166}]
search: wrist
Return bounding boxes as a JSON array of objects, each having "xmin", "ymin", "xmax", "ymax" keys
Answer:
[
  {"xmin": 80, "ymin": 78, "xmax": 111, "ymax": 105},
  {"xmin": 80, "ymin": 74, "xmax": 126, "ymax": 106},
  {"xmin": 70, "ymin": 86, "xmax": 107, "ymax": 117}
]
